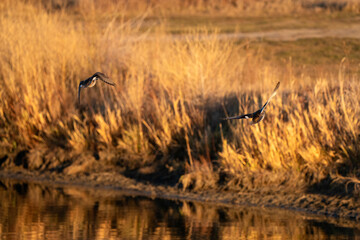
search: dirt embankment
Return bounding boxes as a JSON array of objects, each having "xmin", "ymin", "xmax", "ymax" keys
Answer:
[{"xmin": 0, "ymin": 168, "xmax": 359, "ymax": 222}]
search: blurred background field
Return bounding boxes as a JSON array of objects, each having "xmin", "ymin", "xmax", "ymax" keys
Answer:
[{"xmin": 0, "ymin": 0, "xmax": 359, "ymax": 196}]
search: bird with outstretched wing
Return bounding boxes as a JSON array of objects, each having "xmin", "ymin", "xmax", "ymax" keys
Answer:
[
  {"xmin": 224, "ymin": 82, "xmax": 280, "ymax": 125},
  {"xmin": 78, "ymin": 72, "xmax": 115, "ymax": 105}
]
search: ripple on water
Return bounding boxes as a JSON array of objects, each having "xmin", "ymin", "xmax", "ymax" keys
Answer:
[{"xmin": 0, "ymin": 179, "xmax": 359, "ymax": 240}]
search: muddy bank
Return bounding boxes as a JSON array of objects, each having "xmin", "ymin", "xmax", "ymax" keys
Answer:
[
  {"xmin": 2, "ymin": 177, "xmax": 359, "ymax": 239},
  {"xmin": 0, "ymin": 169, "xmax": 359, "ymax": 222}
]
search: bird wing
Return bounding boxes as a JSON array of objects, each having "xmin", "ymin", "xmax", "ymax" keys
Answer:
[
  {"xmin": 223, "ymin": 113, "xmax": 253, "ymax": 120},
  {"xmin": 99, "ymin": 77, "xmax": 116, "ymax": 86},
  {"xmin": 95, "ymin": 72, "xmax": 115, "ymax": 86},
  {"xmin": 260, "ymin": 81, "xmax": 280, "ymax": 113}
]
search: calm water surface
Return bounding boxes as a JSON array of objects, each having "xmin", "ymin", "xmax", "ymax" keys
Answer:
[{"xmin": 0, "ymin": 179, "xmax": 359, "ymax": 240}]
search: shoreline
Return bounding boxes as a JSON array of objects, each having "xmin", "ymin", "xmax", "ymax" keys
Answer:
[{"xmin": 1, "ymin": 169, "xmax": 359, "ymax": 223}]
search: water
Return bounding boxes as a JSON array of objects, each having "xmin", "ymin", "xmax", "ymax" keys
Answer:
[{"xmin": 0, "ymin": 180, "xmax": 359, "ymax": 240}]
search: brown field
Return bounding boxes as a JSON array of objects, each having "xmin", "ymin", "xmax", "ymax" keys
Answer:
[{"xmin": 0, "ymin": 0, "xmax": 359, "ymax": 201}]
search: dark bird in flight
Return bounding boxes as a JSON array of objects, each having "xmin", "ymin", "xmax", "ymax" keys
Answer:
[
  {"xmin": 224, "ymin": 82, "xmax": 280, "ymax": 125},
  {"xmin": 78, "ymin": 72, "xmax": 115, "ymax": 105}
]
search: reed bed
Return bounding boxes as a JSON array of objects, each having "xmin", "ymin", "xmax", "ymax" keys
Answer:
[{"xmin": 0, "ymin": 0, "xmax": 359, "ymax": 194}]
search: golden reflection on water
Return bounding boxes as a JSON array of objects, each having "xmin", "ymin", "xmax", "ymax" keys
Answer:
[{"xmin": 0, "ymin": 180, "xmax": 359, "ymax": 240}]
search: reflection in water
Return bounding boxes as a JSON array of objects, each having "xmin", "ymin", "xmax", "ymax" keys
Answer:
[{"xmin": 0, "ymin": 180, "xmax": 359, "ymax": 240}]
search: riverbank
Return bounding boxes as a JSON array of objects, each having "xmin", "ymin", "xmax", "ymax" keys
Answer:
[
  {"xmin": 2, "ymin": 173, "xmax": 360, "ymax": 239},
  {"xmin": 1, "ymin": 169, "xmax": 359, "ymax": 222}
]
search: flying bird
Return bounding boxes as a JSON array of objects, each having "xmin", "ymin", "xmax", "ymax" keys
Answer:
[
  {"xmin": 224, "ymin": 82, "xmax": 280, "ymax": 125},
  {"xmin": 78, "ymin": 72, "xmax": 115, "ymax": 105}
]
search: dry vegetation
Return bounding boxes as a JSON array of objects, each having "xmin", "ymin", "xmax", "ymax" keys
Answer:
[{"xmin": 0, "ymin": 0, "xmax": 359, "ymax": 196}]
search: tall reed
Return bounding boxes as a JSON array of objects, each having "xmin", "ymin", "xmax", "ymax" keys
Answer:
[{"xmin": 0, "ymin": 0, "xmax": 359, "ymax": 193}]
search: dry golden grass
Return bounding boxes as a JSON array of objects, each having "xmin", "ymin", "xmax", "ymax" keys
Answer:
[{"xmin": 0, "ymin": 0, "xmax": 359, "ymax": 194}]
